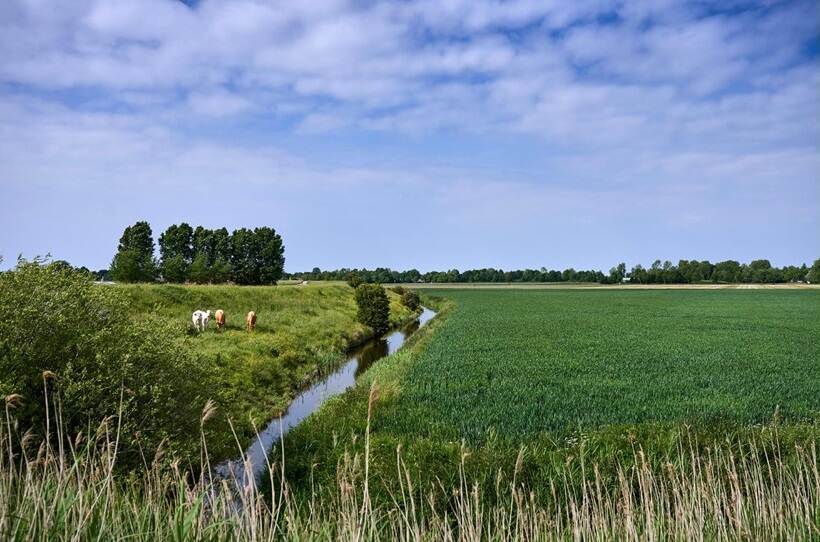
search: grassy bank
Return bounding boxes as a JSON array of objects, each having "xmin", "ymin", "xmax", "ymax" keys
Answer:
[
  {"xmin": 275, "ymin": 289, "xmax": 820, "ymax": 511},
  {"xmin": 117, "ymin": 282, "xmax": 418, "ymax": 460}
]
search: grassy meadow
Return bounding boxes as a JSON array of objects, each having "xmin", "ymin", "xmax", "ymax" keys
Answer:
[{"xmin": 117, "ymin": 282, "xmax": 418, "ymax": 458}]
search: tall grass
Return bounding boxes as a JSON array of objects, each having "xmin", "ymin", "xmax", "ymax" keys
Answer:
[{"xmin": 1, "ymin": 386, "xmax": 817, "ymax": 541}]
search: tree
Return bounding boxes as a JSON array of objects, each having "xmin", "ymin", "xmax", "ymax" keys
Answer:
[
  {"xmin": 161, "ymin": 255, "xmax": 189, "ymax": 283},
  {"xmin": 255, "ymin": 227, "xmax": 285, "ymax": 284},
  {"xmin": 355, "ymin": 284, "xmax": 390, "ymax": 337},
  {"xmin": 210, "ymin": 257, "xmax": 233, "ymax": 283},
  {"xmin": 189, "ymin": 253, "xmax": 210, "ymax": 284},
  {"xmin": 630, "ymin": 264, "xmax": 647, "ymax": 284},
  {"xmin": 159, "ymin": 223, "xmax": 193, "ymax": 283},
  {"xmin": 608, "ymin": 262, "xmax": 626, "ymax": 283},
  {"xmin": 110, "ymin": 221, "xmax": 157, "ymax": 282},
  {"xmin": 211, "ymin": 227, "xmax": 231, "ymax": 264},
  {"xmin": 230, "ymin": 228, "xmax": 258, "ymax": 285},
  {"xmin": 192, "ymin": 227, "xmax": 214, "ymax": 263},
  {"xmin": 713, "ymin": 260, "xmax": 741, "ymax": 283},
  {"xmin": 807, "ymin": 259, "xmax": 820, "ymax": 284},
  {"xmin": 748, "ymin": 259, "xmax": 773, "ymax": 283}
]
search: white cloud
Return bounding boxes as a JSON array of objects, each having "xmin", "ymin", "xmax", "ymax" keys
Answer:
[
  {"xmin": 0, "ymin": 0, "xmax": 817, "ymax": 268},
  {"xmin": 187, "ymin": 90, "xmax": 253, "ymax": 116}
]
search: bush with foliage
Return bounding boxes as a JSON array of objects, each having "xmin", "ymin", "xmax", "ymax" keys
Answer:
[
  {"xmin": 0, "ymin": 260, "xmax": 213, "ymax": 467},
  {"xmin": 346, "ymin": 272, "xmax": 363, "ymax": 289},
  {"xmin": 400, "ymin": 290, "xmax": 420, "ymax": 311},
  {"xmin": 391, "ymin": 285, "xmax": 405, "ymax": 295},
  {"xmin": 354, "ymin": 284, "xmax": 389, "ymax": 337}
]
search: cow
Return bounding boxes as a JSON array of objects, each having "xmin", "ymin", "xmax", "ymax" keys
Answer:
[
  {"xmin": 214, "ymin": 309, "xmax": 226, "ymax": 332},
  {"xmin": 246, "ymin": 311, "xmax": 257, "ymax": 332},
  {"xmin": 192, "ymin": 310, "xmax": 212, "ymax": 332}
]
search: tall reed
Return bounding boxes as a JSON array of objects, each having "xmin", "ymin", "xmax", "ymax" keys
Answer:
[{"xmin": 1, "ymin": 391, "xmax": 817, "ymax": 541}]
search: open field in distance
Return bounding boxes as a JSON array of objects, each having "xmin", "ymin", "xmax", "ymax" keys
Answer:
[{"xmin": 389, "ymin": 281, "xmax": 820, "ymax": 289}]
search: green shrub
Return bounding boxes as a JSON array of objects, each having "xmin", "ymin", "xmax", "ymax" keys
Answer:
[
  {"xmin": 391, "ymin": 285, "xmax": 405, "ymax": 295},
  {"xmin": 400, "ymin": 290, "xmax": 420, "ymax": 310},
  {"xmin": 346, "ymin": 272, "xmax": 363, "ymax": 289},
  {"xmin": 0, "ymin": 261, "xmax": 213, "ymax": 467},
  {"xmin": 354, "ymin": 284, "xmax": 389, "ymax": 337}
]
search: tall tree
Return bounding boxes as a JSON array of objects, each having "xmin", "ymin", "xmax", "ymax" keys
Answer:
[
  {"xmin": 608, "ymin": 262, "xmax": 626, "ymax": 283},
  {"xmin": 254, "ymin": 227, "xmax": 285, "ymax": 285},
  {"xmin": 806, "ymin": 259, "xmax": 820, "ymax": 284},
  {"xmin": 211, "ymin": 227, "xmax": 231, "ymax": 262},
  {"xmin": 192, "ymin": 227, "xmax": 214, "ymax": 264},
  {"xmin": 189, "ymin": 253, "xmax": 210, "ymax": 284},
  {"xmin": 713, "ymin": 260, "xmax": 741, "ymax": 283},
  {"xmin": 110, "ymin": 221, "xmax": 157, "ymax": 282},
  {"xmin": 230, "ymin": 228, "xmax": 258, "ymax": 285},
  {"xmin": 158, "ymin": 223, "xmax": 194, "ymax": 283},
  {"xmin": 209, "ymin": 227, "xmax": 233, "ymax": 282}
]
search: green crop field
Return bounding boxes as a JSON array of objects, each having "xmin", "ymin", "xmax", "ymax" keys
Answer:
[
  {"xmin": 379, "ymin": 289, "xmax": 820, "ymax": 439},
  {"xmin": 279, "ymin": 288, "xmax": 820, "ymax": 504}
]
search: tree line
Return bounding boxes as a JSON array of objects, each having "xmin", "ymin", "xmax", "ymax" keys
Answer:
[
  {"xmin": 286, "ymin": 258, "xmax": 820, "ymax": 285},
  {"xmin": 109, "ymin": 221, "xmax": 285, "ymax": 284}
]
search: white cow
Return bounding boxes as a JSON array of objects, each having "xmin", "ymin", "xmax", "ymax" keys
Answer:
[{"xmin": 191, "ymin": 310, "xmax": 212, "ymax": 332}]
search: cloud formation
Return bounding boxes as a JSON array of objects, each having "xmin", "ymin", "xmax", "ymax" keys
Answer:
[{"xmin": 0, "ymin": 0, "xmax": 817, "ymax": 270}]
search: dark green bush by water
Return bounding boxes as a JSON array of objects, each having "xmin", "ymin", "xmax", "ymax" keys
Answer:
[
  {"xmin": 400, "ymin": 290, "xmax": 420, "ymax": 310},
  {"xmin": 355, "ymin": 284, "xmax": 390, "ymax": 337}
]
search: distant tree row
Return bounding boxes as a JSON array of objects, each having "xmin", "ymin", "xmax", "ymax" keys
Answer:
[
  {"xmin": 625, "ymin": 259, "xmax": 815, "ymax": 285},
  {"xmin": 109, "ymin": 221, "xmax": 285, "ymax": 284},
  {"xmin": 287, "ymin": 267, "xmax": 607, "ymax": 284},
  {"xmin": 287, "ymin": 258, "xmax": 820, "ymax": 285}
]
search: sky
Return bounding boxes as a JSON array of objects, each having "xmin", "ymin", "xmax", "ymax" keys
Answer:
[{"xmin": 0, "ymin": 0, "xmax": 818, "ymax": 273}]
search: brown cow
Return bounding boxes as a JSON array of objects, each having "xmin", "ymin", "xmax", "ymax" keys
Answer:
[
  {"xmin": 214, "ymin": 309, "xmax": 226, "ymax": 332},
  {"xmin": 246, "ymin": 311, "xmax": 257, "ymax": 332}
]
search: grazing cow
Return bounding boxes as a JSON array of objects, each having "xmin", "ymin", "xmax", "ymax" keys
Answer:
[
  {"xmin": 215, "ymin": 309, "xmax": 226, "ymax": 331},
  {"xmin": 191, "ymin": 309, "xmax": 212, "ymax": 332},
  {"xmin": 246, "ymin": 311, "xmax": 257, "ymax": 332},
  {"xmin": 191, "ymin": 310, "xmax": 203, "ymax": 331}
]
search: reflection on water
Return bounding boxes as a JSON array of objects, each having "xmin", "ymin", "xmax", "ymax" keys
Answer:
[
  {"xmin": 214, "ymin": 307, "xmax": 436, "ymax": 488},
  {"xmin": 352, "ymin": 317, "xmax": 421, "ymax": 377}
]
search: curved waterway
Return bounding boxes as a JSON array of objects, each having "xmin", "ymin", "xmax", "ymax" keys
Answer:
[{"xmin": 214, "ymin": 307, "xmax": 437, "ymax": 488}]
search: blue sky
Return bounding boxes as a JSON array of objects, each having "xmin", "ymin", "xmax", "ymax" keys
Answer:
[{"xmin": 0, "ymin": 0, "xmax": 817, "ymax": 272}]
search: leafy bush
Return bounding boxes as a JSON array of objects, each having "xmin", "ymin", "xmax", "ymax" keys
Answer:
[
  {"xmin": 400, "ymin": 290, "xmax": 420, "ymax": 310},
  {"xmin": 391, "ymin": 285, "xmax": 405, "ymax": 295},
  {"xmin": 0, "ymin": 261, "xmax": 213, "ymax": 467},
  {"xmin": 354, "ymin": 284, "xmax": 389, "ymax": 337},
  {"xmin": 346, "ymin": 272, "xmax": 363, "ymax": 289}
]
